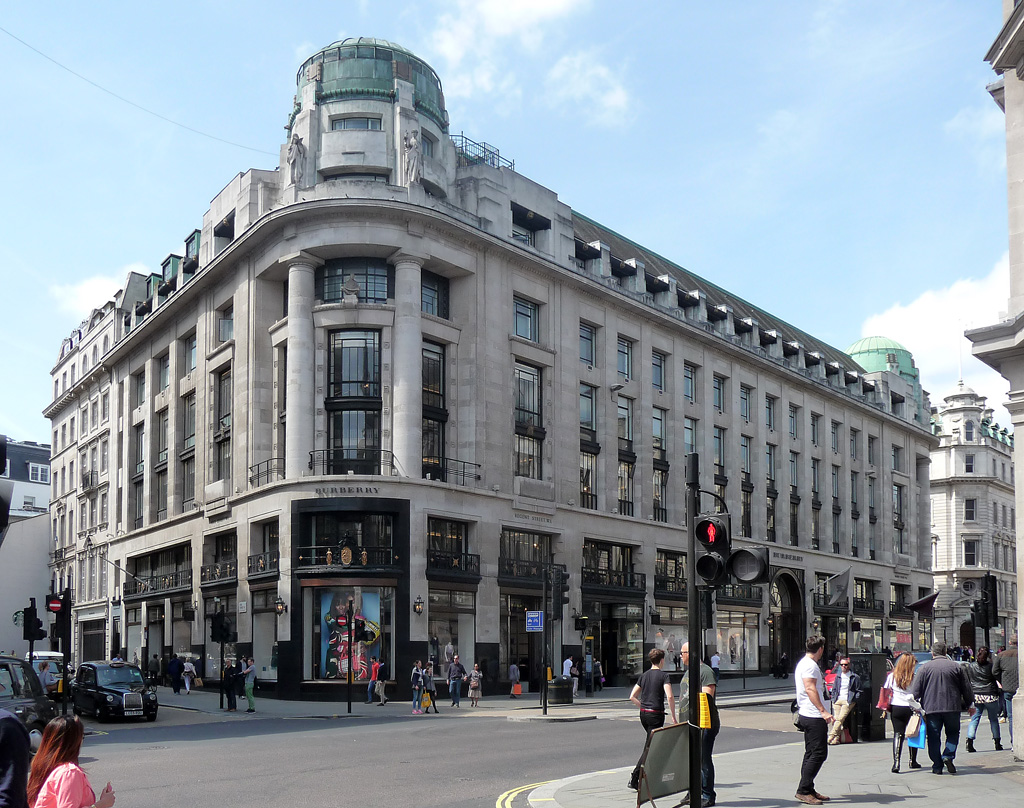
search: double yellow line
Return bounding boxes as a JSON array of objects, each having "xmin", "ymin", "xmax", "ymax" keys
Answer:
[{"xmin": 496, "ymin": 780, "xmax": 552, "ymax": 808}]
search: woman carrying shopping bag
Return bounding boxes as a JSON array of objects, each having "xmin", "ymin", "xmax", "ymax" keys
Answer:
[{"xmin": 883, "ymin": 652, "xmax": 923, "ymax": 772}]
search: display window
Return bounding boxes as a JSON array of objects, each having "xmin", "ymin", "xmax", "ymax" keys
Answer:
[
  {"xmin": 714, "ymin": 611, "xmax": 759, "ymax": 672},
  {"xmin": 650, "ymin": 606, "xmax": 687, "ymax": 671},
  {"xmin": 890, "ymin": 620, "xmax": 913, "ymax": 653},
  {"xmin": 851, "ymin": 618, "xmax": 883, "ymax": 652},
  {"xmin": 310, "ymin": 586, "xmax": 394, "ymax": 680}
]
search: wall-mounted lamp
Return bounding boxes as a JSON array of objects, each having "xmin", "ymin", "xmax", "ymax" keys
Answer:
[
  {"xmin": 649, "ymin": 608, "xmax": 661, "ymax": 625},
  {"xmin": 413, "ymin": 596, "xmax": 424, "ymax": 615},
  {"xmin": 274, "ymin": 596, "xmax": 288, "ymax": 615},
  {"xmin": 610, "ymin": 382, "xmax": 626, "ymax": 393}
]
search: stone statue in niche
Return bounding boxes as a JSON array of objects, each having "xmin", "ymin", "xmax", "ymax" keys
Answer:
[
  {"xmin": 403, "ymin": 129, "xmax": 422, "ymax": 186},
  {"xmin": 342, "ymin": 274, "xmax": 360, "ymax": 307},
  {"xmin": 287, "ymin": 134, "xmax": 306, "ymax": 185}
]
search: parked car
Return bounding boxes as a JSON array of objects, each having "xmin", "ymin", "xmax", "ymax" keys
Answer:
[
  {"xmin": 72, "ymin": 661, "xmax": 158, "ymax": 722},
  {"xmin": 0, "ymin": 654, "xmax": 58, "ymax": 750}
]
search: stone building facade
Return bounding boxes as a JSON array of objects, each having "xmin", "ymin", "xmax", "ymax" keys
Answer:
[{"xmin": 46, "ymin": 38, "xmax": 935, "ymax": 696}]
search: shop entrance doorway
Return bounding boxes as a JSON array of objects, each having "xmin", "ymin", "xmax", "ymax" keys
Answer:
[{"xmin": 768, "ymin": 574, "xmax": 803, "ymax": 676}]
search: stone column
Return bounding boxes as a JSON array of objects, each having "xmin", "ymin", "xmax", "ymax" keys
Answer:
[
  {"xmin": 390, "ymin": 251, "xmax": 425, "ymax": 478},
  {"xmin": 283, "ymin": 252, "xmax": 321, "ymax": 479}
]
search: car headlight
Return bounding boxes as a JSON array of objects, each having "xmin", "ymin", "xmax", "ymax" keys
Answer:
[
  {"xmin": 106, "ymin": 695, "xmax": 116, "ymax": 703},
  {"xmin": 146, "ymin": 693, "xmax": 156, "ymax": 700}
]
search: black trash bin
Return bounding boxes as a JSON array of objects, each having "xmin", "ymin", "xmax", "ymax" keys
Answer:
[{"xmin": 548, "ymin": 676, "xmax": 574, "ymax": 705}]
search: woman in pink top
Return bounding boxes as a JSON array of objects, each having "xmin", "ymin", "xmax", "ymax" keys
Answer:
[{"xmin": 27, "ymin": 716, "xmax": 115, "ymax": 808}]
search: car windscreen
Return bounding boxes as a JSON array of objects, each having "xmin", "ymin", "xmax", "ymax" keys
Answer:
[{"xmin": 97, "ymin": 667, "xmax": 145, "ymax": 687}]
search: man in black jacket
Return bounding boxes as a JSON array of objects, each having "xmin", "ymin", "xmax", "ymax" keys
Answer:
[
  {"xmin": 0, "ymin": 707, "xmax": 30, "ymax": 808},
  {"xmin": 912, "ymin": 641, "xmax": 974, "ymax": 774},
  {"xmin": 992, "ymin": 640, "xmax": 1018, "ymax": 746},
  {"xmin": 827, "ymin": 657, "xmax": 862, "ymax": 745}
]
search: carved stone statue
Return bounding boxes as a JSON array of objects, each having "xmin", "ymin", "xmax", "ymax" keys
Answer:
[
  {"xmin": 403, "ymin": 129, "xmax": 422, "ymax": 186},
  {"xmin": 287, "ymin": 134, "xmax": 306, "ymax": 186}
]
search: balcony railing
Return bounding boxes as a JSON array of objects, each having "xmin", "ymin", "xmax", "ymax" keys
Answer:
[
  {"xmin": 81, "ymin": 471, "xmax": 99, "ymax": 491},
  {"xmin": 123, "ymin": 569, "xmax": 192, "ymax": 598},
  {"xmin": 452, "ymin": 133, "xmax": 514, "ymax": 170},
  {"xmin": 618, "ymin": 500, "xmax": 634, "ymax": 516},
  {"xmin": 581, "ymin": 567, "xmax": 646, "ymax": 591},
  {"xmin": 249, "ymin": 458, "xmax": 285, "ymax": 487},
  {"xmin": 654, "ymin": 575, "xmax": 687, "ymax": 597},
  {"xmin": 426, "ymin": 550, "xmax": 481, "ymax": 576},
  {"xmin": 200, "ymin": 560, "xmax": 238, "ymax": 585},
  {"xmin": 853, "ymin": 597, "xmax": 885, "ymax": 614},
  {"xmin": 652, "ymin": 505, "xmax": 668, "ymax": 523},
  {"xmin": 421, "ymin": 456, "xmax": 482, "ymax": 486},
  {"xmin": 717, "ymin": 584, "xmax": 764, "ymax": 604},
  {"xmin": 52, "ymin": 547, "xmax": 68, "ymax": 563},
  {"xmin": 889, "ymin": 601, "xmax": 913, "ymax": 618},
  {"xmin": 498, "ymin": 557, "xmax": 565, "ymax": 582},
  {"xmin": 296, "ymin": 545, "xmax": 397, "ymax": 568},
  {"xmin": 813, "ymin": 592, "xmax": 848, "ymax": 610},
  {"xmin": 308, "ymin": 449, "xmax": 396, "ymax": 476},
  {"xmin": 579, "ymin": 491, "xmax": 597, "ymax": 510},
  {"xmin": 248, "ymin": 551, "xmax": 280, "ymax": 577}
]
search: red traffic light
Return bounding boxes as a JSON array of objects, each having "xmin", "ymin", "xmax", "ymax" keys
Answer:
[
  {"xmin": 695, "ymin": 514, "xmax": 729, "ymax": 550},
  {"xmin": 47, "ymin": 596, "xmax": 63, "ymax": 613}
]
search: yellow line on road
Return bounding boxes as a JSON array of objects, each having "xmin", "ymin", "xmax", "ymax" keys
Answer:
[{"xmin": 496, "ymin": 780, "xmax": 552, "ymax": 808}]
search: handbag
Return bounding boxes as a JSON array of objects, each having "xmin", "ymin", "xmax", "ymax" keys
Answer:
[
  {"xmin": 907, "ymin": 718, "xmax": 927, "ymax": 749},
  {"xmin": 193, "ymin": 677, "xmax": 203, "ymax": 687},
  {"xmin": 876, "ymin": 685, "xmax": 893, "ymax": 711},
  {"xmin": 512, "ymin": 683, "xmax": 522, "ymax": 695},
  {"xmin": 906, "ymin": 713, "xmax": 922, "ymax": 737}
]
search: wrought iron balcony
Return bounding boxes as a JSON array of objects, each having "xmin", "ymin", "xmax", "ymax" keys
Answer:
[
  {"xmin": 200, "ymin": 559, "xmax": 238, "ymax": 585},
  {"xmin": 813, "ymin": 592, "xmax": 848, "ymax": 611},
  {"xmin": 296, "ymin": 545, "xmax": 398, "ymax": 569},
  {"xmin": 308, "ymin": 448, "xmax": 396, "ymax": 477},
  {"xmin": 422, "ymin": 456, "xmax": 482, "ymax": 486},
  {"xmin": 652, "ymin": 505, "xmax": 668, "ymax": 523},
  {"xmin": 249, "ymin": 458, "xmax": 285, "ymax": 487},
  {"xmin": 426, "ymin": 550, "xmax": 481, "ymax": 577},
  {"xmin": 889, "ymin": 601, "xmax": 913, "ymax": 618},
  {"xmin": 654, "ymin": 575, "xmax": 687, "ymax": 597},
  {"xmin": 581, "ymin": 567, "xmax": 646, "ymax": 591},
  {"xmin": 579, "ymin": 491, "xmax": 598, "ymax": 510},
  {"xmin": 81, "ymin": 471, "xmax": 99, "ymax": 491},
  {"xmin": 498, "ymin": 557, "xmax": 564, "ymax": 583},
  {"xmin": 853, "ymin": 597, "xmax": 885, "ymax": 615},
  {"xmin": 717, "ymin": 584, "xmax": 764, "ymax": 605},
  {"xmin": 248, "ymin": 551, "xmax": 280, "ymax": 577},
  {"xmin": 618, "ymin": 499, "xmax": 634, "ymax": 516},
  {"xmin": 123, "ymin": 569, "xmax": 192, "ymax": 598}
]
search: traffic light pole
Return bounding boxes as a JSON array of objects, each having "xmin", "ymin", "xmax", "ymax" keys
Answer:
[
  {"xmin": 61, "ymin": 587, "xmax": 72, "ymax": 716},
  {"xmin": 27, "ymin": 597, "xmax": 38, "ymax": 692},
  {"xmin": 685, "ymin": 453, "xmax": 702, "ymax": 805},
  {"xmin": 346, "ymin": 598, "xmax": 354, "ymax": 715},
  {"xmin": 542, "ymin": 565, "xmax": 549, "ymax": 716}
]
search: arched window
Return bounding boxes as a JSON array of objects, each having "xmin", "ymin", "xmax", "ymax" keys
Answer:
[
  {"xmin": 965, "ymin": 420, "xmax": 974, "ymax": 442},
  {"xmin": 103, "ymin": 335, "xmax": 109, "ymax": 354},
  {"xmin": 92, "ymin": 346, "xmax": 98, "ymax": 364}
]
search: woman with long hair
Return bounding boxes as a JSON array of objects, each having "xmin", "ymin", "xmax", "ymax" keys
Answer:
[
  {"xmin": 884, "ymin": 652, "xmax": 923, "ymax": 773},
  {"xmin": 966, "ymin": 646, "xmax": 1003, "ymax": 752},
  {"xmin": 27, "ymin": 716, "xmax": 115, "ymax": 808}
]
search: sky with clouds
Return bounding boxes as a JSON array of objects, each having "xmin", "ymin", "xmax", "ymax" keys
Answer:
[{"xmin": 0, "ymin": 1, "xmax": 1015, "ymax": 441}]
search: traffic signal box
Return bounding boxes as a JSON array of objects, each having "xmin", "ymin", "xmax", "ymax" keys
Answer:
[
  {"xmin": 210, "ymin": 610, "xmax": 237, "ymax": 644},
  {"xmin": 22, "ymin": 602, "xmax": 46, "ymax": 642},
  {"xmin": 695, "ymin": 512, "xmax": 771, "ymax": 587},
  {"xmin": 548, "ymin": 567, "xmax": 570, "ymax": 620},
  {"xmin": 977, "ymin": 572, "xmax": 999, "ymax": 630}
]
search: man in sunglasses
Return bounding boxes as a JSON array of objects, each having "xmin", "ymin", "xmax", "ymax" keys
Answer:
[{"xmin": 827, "ymin": 657, "xmax": 862, "ymax": 745}]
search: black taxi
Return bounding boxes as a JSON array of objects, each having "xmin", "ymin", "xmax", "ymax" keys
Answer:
[
  {"xmin": 71, "ymin": 661, "xmax": 158, "ymax": 722},
  {"xmin": 0, "ymin": 654, "xmax": 58, "ymax": 750}
]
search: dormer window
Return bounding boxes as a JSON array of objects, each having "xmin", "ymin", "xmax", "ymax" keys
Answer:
[{"xmin": 331, "ymin": 117, "xmax": 382, "ymax": 131}]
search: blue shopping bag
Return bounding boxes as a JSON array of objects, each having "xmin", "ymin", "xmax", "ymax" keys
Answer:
[{"xmin": 907, "ymin": 718, "xmax": 927, "ymax": 749}]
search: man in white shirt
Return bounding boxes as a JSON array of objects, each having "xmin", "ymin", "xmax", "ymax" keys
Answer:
[
  {"xmin": 827, "ymin": 657, "xmax": 862, "ymax": 745},
  {"xmin": 710, "ymin": 652, "xmax": 721, "ymax": 684},
  {"xmin": 563, "ymin": 656, "xmax": 573, "ymax": 677},
  {"xmin": 793, "ymin": 636, "xmax": 834, "ymax": 805}
]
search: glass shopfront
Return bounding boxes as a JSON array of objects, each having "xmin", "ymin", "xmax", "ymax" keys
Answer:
[
  {"xmin": 308, "ymin": 586, "xmax": 394, "ymax": 681},
  {"xmin": 500, "ymin": 594, "xmax": 542, "ymax": 687},
  {"xmin": 916, "ymin": 619, "xmax": 933, "ymax": 651},
  {"xmin": 428, "ymin": 587, "xmax": 476, "ymax": 673},
  {"xmin": 597, "ymin": 603, "xmax": 644, "ymax": 683},
  {"xmin": 651, "ymin": 605, "xmax": 687, "ymax": 672},
  {"xmin": 714, "ymin": 610, "xmax": 759, "ymax": 672},
  {"xmin": 890, "ymin": 620, "xmax": 913, "ymax": 654},
  {"xmin": 851, "ymin": 618, "xmax": 883, "ymax": 652}
]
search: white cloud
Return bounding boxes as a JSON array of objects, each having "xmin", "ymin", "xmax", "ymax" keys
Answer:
[
  {"xmin": 860, "ymin": 254, "xmax": 1013, "ymax": 426},
  {"xmin": 544, "ymin": 51, "xmax": 630, "ymax": 128},
  {"xmin": 944, "ymin": 103, "xmax": 1006, "ymax": 172},
  {"xmin": 48, "ymin": 266, "xmax": 143, "ymax": 322}
]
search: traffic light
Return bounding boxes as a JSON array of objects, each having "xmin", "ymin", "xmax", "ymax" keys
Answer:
[
  {"xmin": 210, "ymin": 610, "xmax": 228, "ymax": 644},
  {"xmin": 48, "ymin": 591, "xmax": 70, "ymax": 639},
  {"xmin": 982, "ymin": 573, "xmax": 999, "ymax": 630},
  {"xmin": 727, "ymin": 546, "xmax": 771, "ymax": 585},
  {"xmin": 695, "ymin": 513, "xmax": 731, "ymax": 586},
  {"xmin": 970, "ymin": 601, "xmax": 980, "ymax": 630},
  {"xmin": 22, "ymin": 602, "xmax": 46, "ymax": 642},
  {"xmin": 548, "ymin": 567, "xmax": 569, "ymax": 620}
]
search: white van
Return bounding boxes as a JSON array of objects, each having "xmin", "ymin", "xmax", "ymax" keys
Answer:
[{"xmin": 26, "ymin": 650, "xmax": 67, "ymax": 678}]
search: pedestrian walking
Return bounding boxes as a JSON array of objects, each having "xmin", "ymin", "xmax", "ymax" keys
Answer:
[
  {"xmin": 569, "ymin": 658, "xmax": 580, "ymax": 696},
  {"xmin": 912, "ymin": 640, "xmax": 974, "ymax": 775},
  {"xmin": 710, "ymin": 651, "xmax": 721, "ymax": 685},
  {"xmin": 182, "ymin": 658, "xmax": 196, "ymax": 694},
  {"xmin": 827, "ymin": 656, "xmax": 862, "ymax": 744},
  {"xmin": 367, "ymin": 656, "xmax": 380, "ymax": 703},
  {"xmin": 468, "ymin": 663, "xmax": 483, "ymax": 706},
  {"xmin": 375, "ymin": 660, "xmax": 389, "ymax": 705},
  {"xmin": 627, "ymin": 648, "xmax": 676, "ymax": 792},
  {"xmin": 411, "ymin": 660, "xmax": 424, "ymax": 714},
  {"xmin": 679, "ymin": 641, "xmax": 718, "ymax": 807},
  {"xmin": 793, "ymin": 635, "xmax": 834, "ymax": 805},
  {"xmin": 147, "ymin": 654, "xmax": 160, "ymax": 686},
  {"xmin": 0, "ymin": 707, "xmax": 30, "ymax": 808},
  {"xmin": 223, "ymin": 659, "xmax": 238, "ymax": 712},
  {"xmin": 423, "ymin": 662, "xmax": 440, "ymax": 713},
  {"xmin": 992, "ymin": 639, "xmax": 1018, "ymax": 744},
  {"xmin": 883, "ymin": 652, "xmax": 923, "ymax": 772},
  {"xmin": 594, "ymin": 659, "xmax": 604, "ymax": 691},
  {"xmin": 447, "ymin": 654, "xmax": 467, "ymax": 707},
  {"xmin": 27, "ymin": 716, "xmax": 115, "ymax": 808},
  {"xmin": 241, "ymin": 657, "xmax": 257, "ymax": 713},
  {"xmin": 965, "ymin": 647, "xmax": 1002, "ymax": 751},
  {"xmin": 509, "ymin": 660, "xmax": 521, "ymax": 699},
  {"xmin": 167, "ymin": 653, "xmax": 184, "ymax": 695}
]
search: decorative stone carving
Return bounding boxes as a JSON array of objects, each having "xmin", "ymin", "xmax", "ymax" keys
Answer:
[
  {"xmin": 403, "ymin": 129, "xmax": 422, "ymax": 186},
  {"xmin": 287, "ymin": 134, "xmax": 306, "ymax": 186}
]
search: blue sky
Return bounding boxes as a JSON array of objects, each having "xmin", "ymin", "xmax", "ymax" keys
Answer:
[{"xmin": 0, "ymin": 1, "xmax": 1013, "ymax": 442}]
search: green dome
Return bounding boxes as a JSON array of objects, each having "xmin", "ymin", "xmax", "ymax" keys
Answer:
[
  {"xmin": 845, "ymin": 335, "xmax": 918, "ymax": 378},
  {"xmin": 295, "ymin": 37, "xmax": 448, "ymax": 131}
]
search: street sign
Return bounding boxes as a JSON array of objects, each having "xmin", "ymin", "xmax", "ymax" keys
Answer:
[
  {"xmin": 526, "ymin": 610, "xmax": 544, "ymax": 632},
  {"xmin": 12, "ymin": 610, "xmax": 23, "ymax": 627},
  {"xmin": 47, "ymin": 596, "xmax": 63, "ymax": 613}
]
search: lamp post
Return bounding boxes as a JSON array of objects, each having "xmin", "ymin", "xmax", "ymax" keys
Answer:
[{"xmin": 346, "ymin": 597, "xmax": 354, "ymax": 715}]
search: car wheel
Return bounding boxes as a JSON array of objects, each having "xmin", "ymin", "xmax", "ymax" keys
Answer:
[
  {"xmin": 95, "ymin": 707, "xmax": 108, "ymax": 723},
  {"xmin": 27, "ymin": 723, "xmax": 45, "ymax": 753},
  {"xmin": 146, "ymin": 711, "xmax": 157, "ymax": 722}
]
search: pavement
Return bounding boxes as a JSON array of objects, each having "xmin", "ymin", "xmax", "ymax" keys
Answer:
[{"xmin": 528, "ymin": 732, "xmax": 1024, "ymax": 808}]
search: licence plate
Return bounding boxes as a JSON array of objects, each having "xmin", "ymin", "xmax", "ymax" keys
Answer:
[{"xmin": 124, "ymin": 710, "xmax": 143, "ymax": 716}]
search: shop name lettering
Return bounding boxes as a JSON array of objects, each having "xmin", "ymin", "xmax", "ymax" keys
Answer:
[
  {"xmin": 772, "ymin": 551, "xmax": 802, "ymax": 562},
  {"xmin": 315, "ymin": 486, "xmax": 380, "ymax": 496},
  {"xmin": 514, "ymin": 513, "xmax": 552, "ymax": 524}
]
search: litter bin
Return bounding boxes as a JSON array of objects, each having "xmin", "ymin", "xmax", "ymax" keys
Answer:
[{"xmin": 548, "ymin": 676, "xmax": 574, "ymax": 705}]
